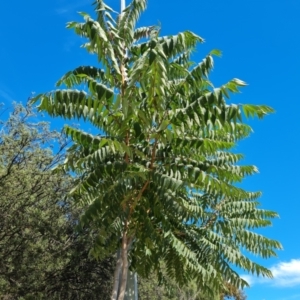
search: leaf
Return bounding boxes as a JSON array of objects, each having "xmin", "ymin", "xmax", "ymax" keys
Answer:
[{"xmin": 209, "ymin": 49, "xmax": 222, "ymax": 57}]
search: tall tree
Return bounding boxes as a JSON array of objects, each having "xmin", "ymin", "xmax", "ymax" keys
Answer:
[
  {"xmin": 32, "ymin": 0, "xmax": 281, "ymax": 299},
  {"xmin": 0, "ymin": 103, "xmax": 114, "ymax": 299}
]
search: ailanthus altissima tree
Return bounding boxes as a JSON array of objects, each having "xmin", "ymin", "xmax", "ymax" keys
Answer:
[{"xmin": 32, "ymin": 0, "xmax": 281, "ymax": 299}]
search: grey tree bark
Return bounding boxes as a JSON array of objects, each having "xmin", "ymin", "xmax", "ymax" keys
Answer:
[{"xmin": 112, "ymin": 1, "xmax": 138, "ymax": 299}]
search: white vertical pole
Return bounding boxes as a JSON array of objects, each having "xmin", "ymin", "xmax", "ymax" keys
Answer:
[{"xmin": 121, "ymin": 0, "xmax": 125, "ymax": 12}]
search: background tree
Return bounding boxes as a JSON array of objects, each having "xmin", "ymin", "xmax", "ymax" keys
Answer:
[
  {"xmin": 32, "ymin": 0, "xmax": 281, "ymax": 299},
  {"xmin": 0, "ymin": 103, "xmax": 114, "ymax": 299}
]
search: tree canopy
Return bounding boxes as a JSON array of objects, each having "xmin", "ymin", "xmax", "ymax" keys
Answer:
[
  {"xmin": 138, "ymin": 267, "xmax": 247, "ymax": 300},
  {"xmin": 0, "ymin": 103, "xmax": 114, "ymax": 299},
  {"xmin": 31, "ymin": 0, "xmax": 281, "ymax": 299}
]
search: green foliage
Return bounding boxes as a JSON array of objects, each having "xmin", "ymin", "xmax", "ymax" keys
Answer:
[
  {"xmin": 138, "ymin": 271, "xmax": 247, "ymax": 300},
  {"xmin": 31, "ymin": 0, "xmax": 281, "ymax": 297},
  {"xmin": 0, "ymin": 103, "xmax": 114, "ymax": 299}
]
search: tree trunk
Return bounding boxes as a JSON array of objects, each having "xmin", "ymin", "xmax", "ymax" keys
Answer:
[
  {"xmin": 116, "ymin": 1, "xmax": 132, "ymax": 300},
  {"xmin": 117, "ymin": 233, "xmax": 130, "ymax": 300},
  {"xmin": 111, "ymin": 250, "xmax": 123, "ymax": 300}
]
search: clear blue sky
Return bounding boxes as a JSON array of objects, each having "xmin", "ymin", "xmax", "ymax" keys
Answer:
[{"xmin": 1, "ymin": 1, "xmax": 299, "ymax": 299}]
